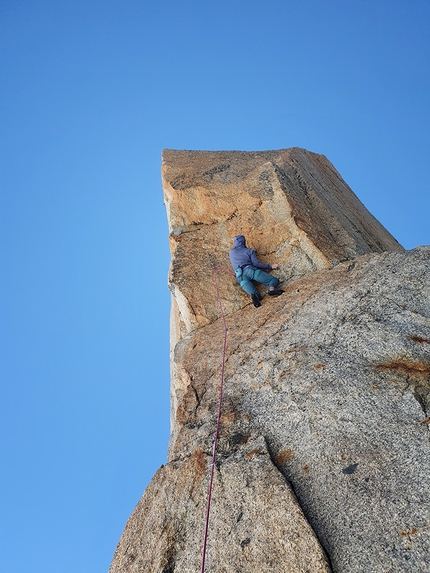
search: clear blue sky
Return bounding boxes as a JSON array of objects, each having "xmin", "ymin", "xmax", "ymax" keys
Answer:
[{"xmin": 1, "ymin": 1, "xmax": 429, "ymax": 571}]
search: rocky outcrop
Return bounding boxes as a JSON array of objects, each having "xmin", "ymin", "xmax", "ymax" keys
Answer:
[
  {"xmin": 110, "ymin": 149, "xmax": 429, "ymax": 573},
  {"xmin": 163, "ymin": 148, "xmax": 402, "ymax": 346},
  {"xmin": 110, "ymin": 438, "xmax": 331, "ymax": 573}
]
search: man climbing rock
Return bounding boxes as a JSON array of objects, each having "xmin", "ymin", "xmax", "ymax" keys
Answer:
[{"xmin": 229, "ymin": 235, "xmax": 283, "ymax": 307}]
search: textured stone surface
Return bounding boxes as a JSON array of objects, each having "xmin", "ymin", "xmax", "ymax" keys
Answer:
[
  {"xmin": 110, "ymin": 149, "xmax": 429, "ymax": 573},
  {"xmin": 167, "ymin": 246, "xmax": 430, "ymax": 573},
  {"xmin": 109, "ymin": 437, "xmax": 331, "ymax": 573},
  {"xmin": 163, "ymin": 147, "xmax": 403, "ymax": 346}
]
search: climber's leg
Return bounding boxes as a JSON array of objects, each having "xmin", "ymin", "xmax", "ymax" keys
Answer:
[
  {"xmin": 253, "ymin": 269, "xmax": 280, "ymax": 289},
  {"xmin": 239, "ymin": 279, "xmax": 257, "ymax": 296}
]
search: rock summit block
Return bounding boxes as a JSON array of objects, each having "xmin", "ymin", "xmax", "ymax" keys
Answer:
[{"xmin": 162, "ymin": 147, "xmax": 403, "ymax": 343}]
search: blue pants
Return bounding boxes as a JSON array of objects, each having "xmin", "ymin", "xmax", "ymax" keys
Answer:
[{"xmin": 239, "ymin": 267, "xmax": 279, "ymax": 296}]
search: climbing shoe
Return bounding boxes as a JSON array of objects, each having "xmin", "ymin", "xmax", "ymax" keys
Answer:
[
  {"xmin": 268, "ymin": 288, "xmax": 284, "ymax": 296},
  {"xmin": 252, "ymin": 293, "xmax": 262, "ymax": 307}
]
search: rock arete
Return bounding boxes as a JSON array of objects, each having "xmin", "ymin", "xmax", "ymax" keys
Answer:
[{"xmin": 110, "ymin": 148, "xmax": 429, "ymax": 573}]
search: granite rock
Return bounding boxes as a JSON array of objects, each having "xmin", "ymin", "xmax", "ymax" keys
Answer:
[
  {"xmin": 110, "ymin": 149, "xmax": 429, "ymax": 573},
  {"xmin": 162, "ymin": 148, "xmax": 403, "ymax": 346},
  {"xmin": 167, "ymin": 246, "xmax": 430, "ymax": 573},
  {"xmin": 109, "ymin": 437, "xmax": 331, "ymax": 573}
]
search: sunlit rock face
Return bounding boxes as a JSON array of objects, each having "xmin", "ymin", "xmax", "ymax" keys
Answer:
[
  {"xmin": 109, "ymin": 149, "xmax": 430, "ymax": 573},
  {"xmin": 162, "ymin": 148, "xmax": 402, "ymax": 345}
]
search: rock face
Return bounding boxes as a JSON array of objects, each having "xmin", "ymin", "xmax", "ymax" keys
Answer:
[
  {"xmin": 163, "ymin": 148, "xmax": 402, "ymax": 345},
  {"xmin": 110, "ymin": 149, "xmax": 430, "ymax": 573}
]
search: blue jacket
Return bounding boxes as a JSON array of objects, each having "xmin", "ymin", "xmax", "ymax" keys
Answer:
[{"xmin": 229, "ymin": 235, "xmax": 272, "ymax": 271}]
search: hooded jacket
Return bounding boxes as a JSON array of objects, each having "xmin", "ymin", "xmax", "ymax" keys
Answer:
[{"xmin": 229, "ymin": 235, "xmax": 272, "ymax": 272}]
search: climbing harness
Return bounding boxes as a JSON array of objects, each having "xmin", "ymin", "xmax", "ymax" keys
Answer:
[{"xmin": 200, "ymin": 265, "xmax": 234, "ymax": 573}]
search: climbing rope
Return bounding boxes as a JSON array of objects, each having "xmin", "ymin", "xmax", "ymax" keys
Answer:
[{"xmin": 200, "ymin": 265, "xmax": 234, "ymax": 573}]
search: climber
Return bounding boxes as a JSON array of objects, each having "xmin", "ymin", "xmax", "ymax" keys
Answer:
[{"xmin": 229, "ymin": 235, "xmax": 283, "ymax": 308}]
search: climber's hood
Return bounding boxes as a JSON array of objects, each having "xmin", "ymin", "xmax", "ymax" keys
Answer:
[{"xmin": 233, "ymin": 235, "xmax": 246, "ymax": 248}]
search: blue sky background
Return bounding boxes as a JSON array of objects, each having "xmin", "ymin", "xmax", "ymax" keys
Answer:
[{"xmin": 1, "ymin": 1, "xmax": 429, "ymax": 571}]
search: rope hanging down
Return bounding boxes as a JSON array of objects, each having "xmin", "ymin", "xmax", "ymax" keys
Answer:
[{"xmin": 200, "ymin": 265, "xmax": 234, "ymax": 573}]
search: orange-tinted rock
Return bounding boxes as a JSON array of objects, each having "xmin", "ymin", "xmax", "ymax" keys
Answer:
[{"xmin": 163, "ymin": 147, "xmax": 403, "ymax": 344}]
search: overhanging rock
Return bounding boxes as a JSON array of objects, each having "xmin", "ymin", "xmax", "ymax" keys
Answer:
[{"xmin": 163, "ymin": 148, "xmax": 403, "ymax": 345}]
